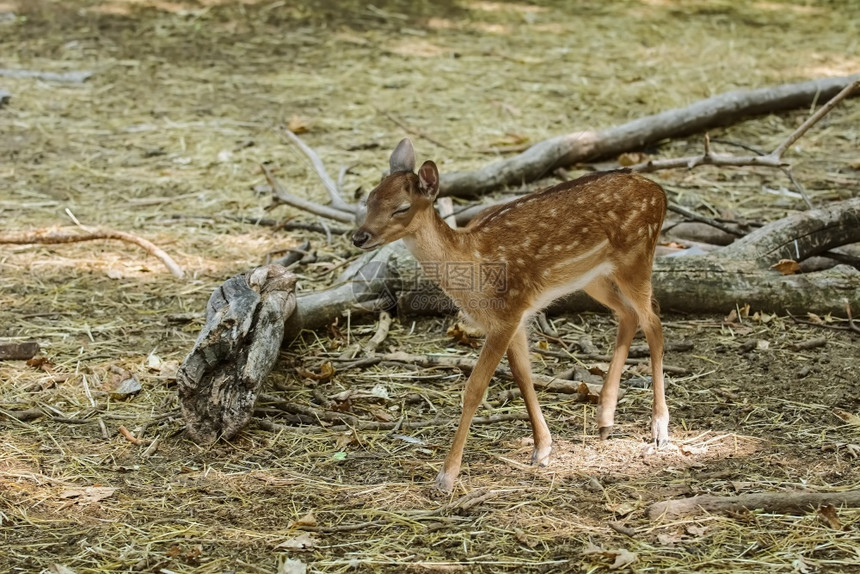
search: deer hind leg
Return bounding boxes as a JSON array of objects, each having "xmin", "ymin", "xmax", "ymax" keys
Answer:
[
  {"xmin": 584, "ymin": 278, "xmax": 638, "ymax": 440},
  {"xmin": 507, "ymin": 324, "xmax": 552, "ymax": 466},
  {"xmin": 613, "ymin": 270, "xmax": 669, "ymax": 446}
]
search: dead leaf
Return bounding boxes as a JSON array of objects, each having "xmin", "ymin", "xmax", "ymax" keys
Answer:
[
  {"xmin": 817, "ymin": 505, "xmax": 843, "ymax": 530},
  {"xmin": 618, "ymin": 151, "xmax": 648, "ymax": 166},
  {"xmin": 276, "ymin": 532, "xmax": 316, "ymax": 551},
  {"xmin": 59, "ymin": 486, "xmax": 117, "ymax": 503},
  {"xmin": 47, "ymin": 565, "xmax": 76, "ymax": 574},
  {"xmin": 146, "ymin": 352, "xmax": 162, "ymax": 371},
  {"xmin": 296, "ymin": 361, "xmax": 335, "ymax": 382},
  {"xmin": 832, "ymin": 409, "xmax": 860, "ymax": 426},
  {"xmin": 606, "ymin": 501, "xmax": 637, "ymax": 517},
  {"xmin": 582, "ymin": 542, "xmax": 605, "ymax": 555},
  {"xmin": 288, "ymin": 115, "xmax": 312, "ymax": 134},
  {"xmin": 577, "ymin": 381, "xmax": 599, "ymax": 403},
  {"xmin": 752, "ymin": 312, "xmax": 774, "ymax": 324},
  {"xmin": 110, "ymin": 375, "xmax": 142, "ymax": 400},
  {"xmin": 656, "ymin": 531, "xmax": 684, "ymax": 545},
  {"xmin": 278, "ymin": 558, "xmax": 307, "ymax": 574},
  {"xmin": 368, "ymin": 406, "xmax": 394, "ymax": 422},
  {"xmin": 288, "ymin": 511, "xmax": 318, "ymax": 529},
  {"xmin": 756, "ymin": 339, "xmax": 770, "ymax": 351},
  {"xmin": 447, "ymin": 321, "xmax": 482, "ymax": 347},
  {"xmin": 609, "ymin": 548, "xmax": 637, "ymax": 570},
  {"xmin": 770, "ymin": 258, "xmax": 800, "ymax": 275},
  {"xmin": 685, "ymin": 524, "xmax": 707, "ymax": 537},
  {"xmin": 679, "ymin": 443, "xmax": 708, "ymax": 456}
]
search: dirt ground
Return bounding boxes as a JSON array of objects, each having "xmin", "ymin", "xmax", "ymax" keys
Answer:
[{"xmin": 2, "ymin": 1, "xmax": 860, "ymax": 572}]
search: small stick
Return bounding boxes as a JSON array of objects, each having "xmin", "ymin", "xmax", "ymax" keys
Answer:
[
  {"xmin": 260, "ymin": 163, "xmax": 355, "ymax": 223},
  {"xmin": 667, "ymin": 204, "xmax": 745, "ymax": 237},
  {"xmin": 789, "ymin": 337, "xmax": 827, "ymax": 351},
  {"xmin": 141, "ymin": 436, "xmax": 161, "ymax": 457},
  {"xmin": 0, "ymin": 228, "xmax": 185, "ymax": 279},
  {"xmin": 282, "ymin": 129, "xmax": 355, "ymax": 212},
  {"xmin": 363, "ymin": 310, "xmax": 393, "ymax": 355},
  {"xmin": 118, "ymin": 425, "xmax": 143, "ymax": 445}
]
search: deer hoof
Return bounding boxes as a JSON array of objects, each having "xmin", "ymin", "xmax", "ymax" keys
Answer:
[
  {"xmin": 598, "ymin": 425, "xmax": 613, "ymax": 441},
  {"xmin": 531, "ymin": 444, "xmax": 552, "ymax": 467},
  {"xmin": 434, "ymin": 470, "xmax": 455, "ymax": 494}
]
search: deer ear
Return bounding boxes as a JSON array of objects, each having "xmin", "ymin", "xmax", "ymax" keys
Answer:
[
  {"xmin": 417, "ymin": 160, "xmax": 439, "ymax": 199},
  {"xmin": 389, "ymin": 138, "xmax": 416, "ymax": 174}
]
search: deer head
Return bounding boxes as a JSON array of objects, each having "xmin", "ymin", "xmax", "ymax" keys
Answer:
[{"xmin": 352, "ymin": 138, "xmax": 439, "ymax": 250}]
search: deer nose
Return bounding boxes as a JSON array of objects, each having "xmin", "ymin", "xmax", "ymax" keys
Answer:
[{"xmin": 352, "ymin": 230, "xmax": 371, "ymax": 248}]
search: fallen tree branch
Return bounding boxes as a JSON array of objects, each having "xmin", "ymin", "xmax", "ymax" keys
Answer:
[
  {"xmin": 648, "ymin": 489, "xmax": 860, "ymax": 520},
  {"xmin": 260, "ymin": 163, "xmax": 355, "ymax": 223},
  {"xmin": 282, "ymin": 128, "xmax": 356, "ymax": 212},
  {"xmin": 0, "ymin": 228, "xmax": 185, "ymax": 279},
  {"xmin": 437, "ymin": 74, "xmax": 860, "ymax": 198}
]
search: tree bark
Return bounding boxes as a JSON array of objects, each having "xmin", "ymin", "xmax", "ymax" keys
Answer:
[
  {"xmin": 439, "ymin": 74, "xmax": 860, "ymax": 198},
  {"xmin": 177, "ymin": 265, "xmax": 296, "ymax": 444}
]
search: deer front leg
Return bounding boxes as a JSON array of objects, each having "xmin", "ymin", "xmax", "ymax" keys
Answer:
[
  {"xmin": 507, "ymin": 325, "xmax": 552, "ymax": 466},
  {"xmin": 435, "ymin": 330, "xmax": 512, "ymax": 493}
]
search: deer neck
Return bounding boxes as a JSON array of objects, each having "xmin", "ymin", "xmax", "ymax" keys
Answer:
[{"xmin": 402, "ymin": 208, "xmax": 465, "ymax": 266}]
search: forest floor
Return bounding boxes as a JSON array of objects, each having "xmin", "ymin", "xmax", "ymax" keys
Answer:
[{"xmin": 1, "ymin": 1, "xmax": 859, "ymax": 572}]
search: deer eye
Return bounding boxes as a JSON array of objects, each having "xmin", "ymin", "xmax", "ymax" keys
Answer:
[{"xmin": 392, "ymin": 204, "xmax": 410, "ymax": 217}]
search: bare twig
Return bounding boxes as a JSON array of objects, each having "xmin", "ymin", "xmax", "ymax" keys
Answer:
[
  {"xmin": 118, "ymin": 425, "xmax": 144, "ymax": 445},
  {"xmin": 260, "ymin": 163, "xmax": 356, "ymax": 224},
  {"xmin": 0, "ymin": 228, "xmax": 185, "ymax": 279},
  {"xmin": 282, "ymin": 129, "xmax": 356, "ymax": 212},
  {"xmin": 632, "ymin": 80, "xmax": 860, "ymax": 209},
  {"xmin": 666, "ymin": 203, "xmax": 745, "ymax": 237}
]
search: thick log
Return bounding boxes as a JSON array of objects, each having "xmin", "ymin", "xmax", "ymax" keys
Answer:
[
  {"xmin": 177, "ymin": 265, "xmax": 296, "ymax": 444},
  {"xmin": 439, "ymin": 75, "xmax": 860, "ymax": 198}
]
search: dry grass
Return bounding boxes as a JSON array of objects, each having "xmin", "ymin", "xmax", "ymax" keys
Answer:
[{"xmin": 2, "ymin": 0, "xmax": 860, "ymax": 572}]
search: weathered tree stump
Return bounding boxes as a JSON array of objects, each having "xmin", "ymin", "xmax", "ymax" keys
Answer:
[{"xmin": 177, "ymin": 265, "xmax": 296, "ymax": 444}]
